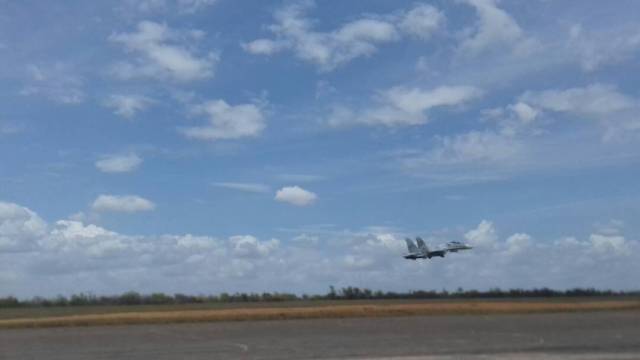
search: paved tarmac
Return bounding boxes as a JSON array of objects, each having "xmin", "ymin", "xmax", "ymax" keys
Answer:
[{"xmin": 2, "ymin": 311, "xmax": 639, "ymax": 359}]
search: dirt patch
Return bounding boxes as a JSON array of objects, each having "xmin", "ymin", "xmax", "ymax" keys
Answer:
[{"xmin": 1, "ymin": 300, "xmax": 639, "ymax": 329}]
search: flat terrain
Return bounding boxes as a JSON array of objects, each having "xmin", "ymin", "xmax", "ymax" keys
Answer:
[
  {"xmin": 2, "ymin": 311, "xmax": 639, "ymax": 359},
  {"xmin": 1, "ymin": 298, "xmax": 639, "ymax": 328}
]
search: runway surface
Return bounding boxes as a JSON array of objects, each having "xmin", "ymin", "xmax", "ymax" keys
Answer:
[{"xmin": 2, "ymin": 311, "xmax": 639, "ymax": 359}]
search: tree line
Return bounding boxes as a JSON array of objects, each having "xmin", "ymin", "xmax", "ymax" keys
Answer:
[{"xmin": 0, "ymin": 287, "xmax": 637, "ymax": 308}]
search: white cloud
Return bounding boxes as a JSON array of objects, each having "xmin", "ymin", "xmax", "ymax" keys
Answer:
[
  {"xmin": 241, "ymin": 39, "xmax": 288, "ymax": 55},
  {"xmin": 229, "ymin": 235, "xmax": 279, "ymax": 258},
  {"xmin": 176, "ymin": 0, "xmax": 217, "ymax": 14},
  {"xmin": 0, "ymin": 202, "xmax": 47, "ymax": 252},
  {"xmin": 420, "ymin": 131, "xmax": 523, "ymax": 165},
  {"xmin": 521, "ymin": 84, "xmax": 635, "ymax": 118},
  {"xmin": 175, "ymin": 234, "xmax": 217, "ymax": 250},
  {"xmin": 91, "ymin": 195, "xmax": 156, "ymax": 213},
  {"xmin": 110, "ymin": 21, "xmax": 217, "ymax": 82},
  {"xmin": 520, "ymin": 84, "xmax": 640, "ymax": 140},
  {"xmin": 504, "ymin": 233, "xmax": 531, "ymax": 256},
  {"xmin": 44, "ymin": 220, "xmax": 128, "ymax": 257},
  {"xmin": 104, "ymin": 94, "xmax": 153, "ymax": 118},
  {"xmin": 20, "ymin": 64, "xmax": 85, "ymax": 104},
  {"xmin": 459, "ymin": 0, "xmax": 535, "ymax": 55},
  {"xmin": 243, "ymin": 2, "xmax": 444, "ymax": 71},
  {"xmin": 212, "ymin": 182, "xmax": 270, "ymax": 193},
  {"xmin": 399, "ymin": 4, "xmax": 444, "ymax": 40},
  {"xmin": 275, "ymin": 186, "xmax": 317, "ymax": 206},
  {"xmin": 181, "ymin": 100, "xmax": 266, "ymax": 141},
  {"xmin": 509, "ymin": 102, "xmax": 538, "ymax": 124},
  {"xmin": 589, "ymin": 233, "xmax": 631, "ymax": 257},
  {"xmin": 464, "ymin": 220, "xmax": 498, "ymax": 249},
  {"xmin": 328, "ymin": 85, "xmax": 482, "ymax": 127},
  {"xmin": 568, "ymin": 24, "xmax": 640, "ymax": 72},
  {"xmin": 95, "ymin": 153, "xmax": 143, "ymax": 173},
  {"xmin": 1, "ymin": 200, "xmax": 640, "ymax": 296}
]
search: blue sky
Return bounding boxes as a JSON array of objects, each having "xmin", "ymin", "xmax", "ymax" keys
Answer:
[{"xmin": 1, "ymin": 0, "xmax": 640, "ymax": 297}]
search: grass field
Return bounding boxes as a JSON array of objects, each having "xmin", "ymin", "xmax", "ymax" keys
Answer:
[{"xmin": 1, "ymin": 298, "xmax": 639, "ymax": 329}]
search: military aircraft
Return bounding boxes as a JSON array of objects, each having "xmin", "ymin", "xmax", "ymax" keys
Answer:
[{"xmin": 403, "ymin": 237, "xmax": 472, "ymax": 260}]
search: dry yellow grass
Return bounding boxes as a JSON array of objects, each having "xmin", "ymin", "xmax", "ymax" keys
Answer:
[{"xmin": 1, "ymin": 300, "xmax": 639, "ymax": 329}]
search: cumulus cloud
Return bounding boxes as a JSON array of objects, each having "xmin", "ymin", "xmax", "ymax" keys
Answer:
[
  {"xmin": 399, "ymin": 4, "xmax": 444, "ymax": 40},
  {"xmin": 275, "ymin": 186, "xmax": 317, "ymax": 206},
  {"xmin": 230, "ymin": 235, "xmax": 279, "ymax": 258},
  {"xmin": 243, "ymin": 2, "xmax": 444, "ymax": 71},
  {"xmin": 181, "ymin": 100, "xmax": 266, "ymax": 141},
  {"xmin": 104, "ymin": 94, "xmax": 153, "ymax": 118},
  {"xmin": 91, "ymin": 195, "xmax": 156, "ymax": 213},
  {"xmin": 459, "ymin": 0, "xmax": 536, "ymax": 55},
  {"xmin": 95, "ymin": 153, "xmax": 143, "ymax": 173},
  {"xmin": 328, "ymin": 85, "xmax": 482, "ymax": 127},
  {"xmin": 464, "ymin": 220, "xmax": 498, "ymax": 249},
  {"xmin": 0, "ymin": 202, "xmax": 47, "ymax": 252},
  {"xmin": 1, "ymin": 201, "xmax": 640, "ymax": 297},
  {"xmin": 44, "ymin": 220, "xmax": 128, "ymax": 257},
  {"xmin": 212, "ymin": 182, "xmax": 270, "ymax": 193},
  {"xmin": 110, "ymin": 21, "xmax": 217, "ymax": 82}
]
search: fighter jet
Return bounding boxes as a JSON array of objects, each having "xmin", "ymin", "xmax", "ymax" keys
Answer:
[
  {"xmin": 445, "ymin": 240, "xmax": 473, "ymax": 253},
  {"xmin": 403, "ymin": 237, "xmax": 472, "ymax": 260}
]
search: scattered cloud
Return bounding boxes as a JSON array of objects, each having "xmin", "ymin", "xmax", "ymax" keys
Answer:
[
  {"xmin": 181, "ymin": 99, "xmax": 266, "ymax": 141},
  {"xmin": 212, "ymin": 182, "xmax": 270, "ymax": 193},
  {"xmin": 95, "ymin": 153, "xmax": 143, "ymax": 173},
  {"xmin": 568, "ymin": 24, "xmax": 640, "ymax": 72},
  {"xmin": 327, "ymin": 85, "xmax": 482, "ymax": 127},
  {"xmin": 275, "ymin": 186, "xmax": 317, "ymax": 206},
  {"xmin": 459, "ymin": 0, "xmax": 537, "ymax": 56},
  {"xmin": 20, "ymin": 64, "xmax": 85, "ymax": 104},
  {"xmin": 91, "ymin": 195, "xmax": 156, "ymax": 213},
  {"xmin": 110, "ymin": 21, "xmax": 218, "ymax": 82},
  {"xmin": 0, "ymin": 121, "xmax": 25, "ymax": 135},
  {"xmin": 405, "ymin": 130, "xmax": 523, "ymax": 167},
  {"xmin": 399, "ymin": 4, "xmax": 445, "ymax": 40},
  {"xmin": 243, "ymin": 2, "xmax": 444, "ymax": 71},
  {"xmin": 521, "ymin": 84, "xmax": 635, "ymax": 118},
  {"xmin": 104, "ymin": 94, "xmax": 153, "ymax": 118},
  {"xmin": 176, "ymin": 0, "xmax": 218, "ymax": 14},
  {"xmin": 520, "ymin": 84, "xmax": 640, "ymax": 140}
]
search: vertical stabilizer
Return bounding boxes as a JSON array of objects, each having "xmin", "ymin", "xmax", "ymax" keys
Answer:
[
  {"xmin": 415, "ymin": 237, "xmax": 429, "ymax": 253},
  {"xmin": 405, "ymin": 238, "xmax": 419, "ymax": 253}
]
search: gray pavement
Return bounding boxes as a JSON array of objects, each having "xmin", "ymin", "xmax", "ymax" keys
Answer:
[{"xmin": 1, "ymin": 311, "xmax": 640, "ymax": 359}]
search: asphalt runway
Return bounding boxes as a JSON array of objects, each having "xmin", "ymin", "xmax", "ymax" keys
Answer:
[{"xmin": 2, "ymin": 311, "xmax": 640, "ymax": 359}]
